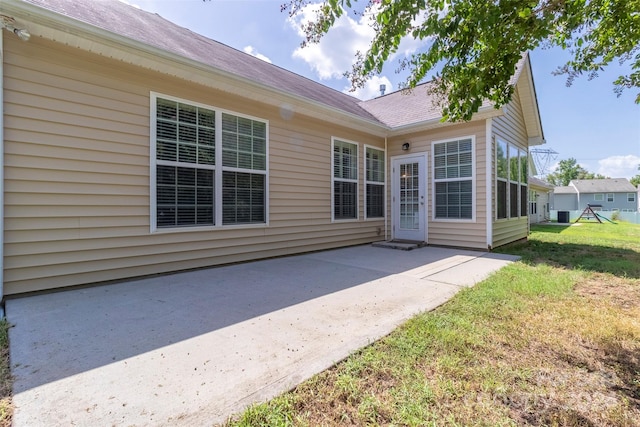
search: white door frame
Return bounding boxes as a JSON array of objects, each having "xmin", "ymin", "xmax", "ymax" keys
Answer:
[{"xmin": 391, "ymin": 153, "xmax": 428, "ymax": 242}]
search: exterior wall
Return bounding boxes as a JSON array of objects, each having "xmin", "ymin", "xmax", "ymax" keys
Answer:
[
  {"xmin": 3, "ymin": 37, "xmax": 386, "ymax": 295},
  {"xmin": 388, "ymin": 120, "xmax": 488, "ymax": 250},
  {"xmin": 491, "ymin": 90, "xmax": 529, "ymax": 247},
  {"xmin": 528, "ymin": 187, "xmax": 550, "ymax": 224},
  {"xmin": 579, "ymin": 192, "xmax": 637, "ymax": 211},
  {"xmin": 551, "ymin": 193, "xmax": 578, "ymax": 211}
]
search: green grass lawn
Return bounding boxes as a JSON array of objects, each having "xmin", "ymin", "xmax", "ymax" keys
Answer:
[{"xmin": 224, "ymin": 222, "xmax": 640, "ymax": 426}]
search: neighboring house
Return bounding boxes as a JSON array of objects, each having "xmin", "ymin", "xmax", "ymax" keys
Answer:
[
  {"xmin": 528, "ymin": 177, "xmax": 553, "ymax": 223},
  {"xmin": 551, "ymin": 179, "xmax": 638, "ymax": 212},
  {"xmin": 0, "ymin": 0, "xmax": 545, "ymax": 297}
]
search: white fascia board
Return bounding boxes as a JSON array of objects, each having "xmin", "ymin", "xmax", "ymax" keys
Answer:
[
  {"xmin": 520, "ymin": 55, "xmax": 545, "ymax": 143},
  {"xmin": 528, "ymin": 136, "xmax": 546, "ymax": 146},
  {"xmin": 4, "ymin": 0, "xmax": 389, "ymax": 137}
]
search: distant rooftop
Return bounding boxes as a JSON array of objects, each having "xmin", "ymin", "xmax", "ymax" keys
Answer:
[{"xmin": 570, "ymin": 179, "xmax": 637, "ymax": 193}]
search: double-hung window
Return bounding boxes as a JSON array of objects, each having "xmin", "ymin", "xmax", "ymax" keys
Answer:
[
  {"xmin": 221, "ymin": 114, "xmax": 267, "ymax": 224},
  {"xmin": 152, "ymin": 94, "xmax": 267, "ymax": 230},
  {"xmin": 332, "ymin": 139, "xmax": 358, "ymax": 220},
  {"xmin": 433, "ymin": 137, "xmax": 473, "ymax": 220},
  {"xmin": 628, "ymin": 193, "xmax": 636, "ymax": 202},
  {"xmin": 607, "ymin": 193, "xmax": 614, "ymax": 203},
  {"xmin": 365, "ymin": 146, "xmax": 385, "ymax": 218}
]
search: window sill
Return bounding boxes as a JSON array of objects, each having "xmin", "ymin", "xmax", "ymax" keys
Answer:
[{"xmin": 151, "ymin": 222, "xmax": 269, "ymax": 234}]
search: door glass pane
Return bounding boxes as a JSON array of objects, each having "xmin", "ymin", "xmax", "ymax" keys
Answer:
[{"xmin": 399, "ymin": 162, "xmax": 420, "ymax": 230}]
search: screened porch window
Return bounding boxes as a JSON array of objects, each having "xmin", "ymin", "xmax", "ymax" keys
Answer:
[
  {"xmin": 496, "ymin": 140, "xmax": 508, "ymax": 219},
  {"xmin": 433, "ymin": 138, "xmax": 473, "ymax": 219},
  {"xmin": 495, "ymin": 139, "xmax": 527, "ymax": 219},
  {"xmin": 332, "ymin": 139, "xmax": 358, "ymax": 220},
  {"xmin": 519, "ymin": 148, "xmax": 528, "ymax": 217},
  {"xmin": 153, "ymin": 94, "xmax": 267, "ymax": 230}
]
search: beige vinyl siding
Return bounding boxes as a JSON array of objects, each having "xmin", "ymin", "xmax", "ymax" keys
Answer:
[
  {"xmin": 388, "ymin": 121, "xmax": 487, "ymax": 249},
  {"xmin": 3, "ymin": 37, "xmax": 384, "ymax": 294},
  {"xmin": 491, "ymin": 89, "xmax": 529, "ymax": 247},
  {"xmin": 493, "ymin": 217, "xmax": 528, "ymax": 247}
]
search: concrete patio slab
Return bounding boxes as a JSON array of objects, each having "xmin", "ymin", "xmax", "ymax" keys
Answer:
[{"xmin": 6, "ymin": 244, "xmax": 519, "ymax": 426}]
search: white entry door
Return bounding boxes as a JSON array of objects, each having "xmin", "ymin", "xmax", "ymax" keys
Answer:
[{"xmin": 392, "ymin": 155, "xmax": 427, "ymax": 242}]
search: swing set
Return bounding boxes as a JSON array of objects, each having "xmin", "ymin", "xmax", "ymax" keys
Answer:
[{"xmin": 574, "ymin": 204, "xmax": 616, "ymax": 224}]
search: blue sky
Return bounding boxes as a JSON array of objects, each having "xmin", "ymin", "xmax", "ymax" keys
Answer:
[{"xmin": 125, "ymin": 0, "xmax": 640, "ymax": 180}]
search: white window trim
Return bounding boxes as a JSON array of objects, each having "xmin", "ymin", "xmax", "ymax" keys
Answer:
[
  {"xmin": 331, "ymin": 137, "xmax": 359, "ymax": 222},
  {"xmin": 150, "ymin": 92, "xmax": 269, "ymax": 233},
  {"xmin": 606, "ymin": 193, "xmax": 614, "ymax": 202},
  {"xmin": 594, "ymin": 193, "xmax": 604, "ymax": 201},
  {"xmin": 628, "ymin": 193, "xmax": 636, "ymax": 202},
  {"xmin": 431, "ymin": 135, "xmax": 476, "ymax": 223},
  {"xmin": 364, "ymin": 144, "xmax": 386, "ymax": 220}
]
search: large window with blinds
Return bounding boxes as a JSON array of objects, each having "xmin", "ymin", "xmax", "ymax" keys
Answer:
[
  {"xmin": 332, "ymin": 138, "xmax": 358, "ymax": 220},
  {"xmin": 433, "ymin": 137, "xmax": 474, "ymax": 220},
  {"xmin": 152, "ymin": 94, "xmax": 267, "ymax": 230},
  {"xmin": 365, "ymin": 146, "xmax": 385, "ymax": 218}
]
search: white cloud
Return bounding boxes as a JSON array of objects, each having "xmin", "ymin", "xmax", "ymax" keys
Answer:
[
  {"xmin": 288, "ymin": 3, "xmax": 423, "ymax": 82},
  {"xmin": 243, "ymin": 46, "xmax": 272, "ymax": 64},
  {"xmin": 597, "ymin": 154, "xmax": 640, "ymax": 179},
  {"xmin": 288, "ymin": 4, "xmax": 374, "ymax": 80},
  {"xmin": 345, "ymin": 75, "xmax": 392, "ymax": 100}
]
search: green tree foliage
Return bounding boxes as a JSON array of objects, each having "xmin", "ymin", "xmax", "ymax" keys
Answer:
[
  {"xmin": 631, "ymin": 165, "xmax": 640, "ymax": 188},
  {"xmin": 283, "ymin": 0, "xmax": 640, "ymax": 121},
  {"xmin": 545, "ymin": 157, "xmax": 608, "ymax": 186}
]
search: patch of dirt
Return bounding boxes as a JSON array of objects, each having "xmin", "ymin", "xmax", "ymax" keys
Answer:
[
  {"xmin": 575, "ymin": 273, "xmax": 640, "ymax": 310},
  {"xmin": 487, "ymin": 272, "xmax": 640, "ymax": 427}
]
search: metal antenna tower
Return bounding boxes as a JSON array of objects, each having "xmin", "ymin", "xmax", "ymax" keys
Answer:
[{"xmin": 530, "ymin": 148, "xmax": 558, "ymax": 177}]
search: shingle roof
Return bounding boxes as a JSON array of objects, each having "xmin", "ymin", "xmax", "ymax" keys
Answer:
[
  {"xmin": 554, "ymin": 186, "xmax": 577, "ymax": 194},
  {"xmin": 528, "ymin": 176, "xmax": 553, "ymax": 189},
  {"xmin": 19, "ymin": 0, "xmax": 535, "ymax": 131},
  {"xmin": 23, "ymin": 0, "xmax": 381, "ymax": 122},
  {"xmin": 359, "ymin": 54, "xmax": 528, "ymax": 128},
  {"xmin": 570, "ymin": 179, "xmax": 637, "ymax": 193},
  {"xmin": 357, "ymin": 83, "xmax": 490, "ymax": 128}
]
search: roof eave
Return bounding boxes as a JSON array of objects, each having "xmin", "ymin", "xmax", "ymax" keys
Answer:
[
  {"xmin": 519, "ymin": 53, "xmax": 546, "ymax": 145},
  {"xmin": 4, "ymin": 0, "xmax": 390, "ymax": 137}
]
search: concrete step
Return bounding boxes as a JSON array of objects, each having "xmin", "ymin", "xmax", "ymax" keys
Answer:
[{"xmin": 372, "ymin": 240, "xmax": 426, "ymax": 251}]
